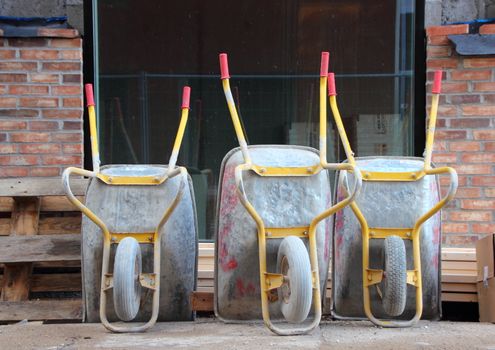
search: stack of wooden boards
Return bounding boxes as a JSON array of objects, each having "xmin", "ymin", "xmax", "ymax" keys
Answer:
[{"xmin": 0, "ymin": 177, "xmax": 479, "ymax": 321}]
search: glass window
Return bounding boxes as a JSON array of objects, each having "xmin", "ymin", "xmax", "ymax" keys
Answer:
[{"xmin": 94, "ymin": 0, "xmax": 418, "ymax": 240}]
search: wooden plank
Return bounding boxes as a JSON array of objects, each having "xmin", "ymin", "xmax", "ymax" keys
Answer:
[
  {"xmin": 0, "ymin": 178, "xmax": 88, "ymax": 197},
  {"xmin": 0, "ymin": 299, "xmax": 82, "ymax": 321},
  {"xmin": 38, "ymin": 216, "xmax": 81, "ymax": 235},
  {"xmin": 191, "ymin": 291, "xmax": 213, "ymax": 311},
  {"xmin": 441, "ymin": 248, "xmax": 476, "ymax": 262},
  {"xmin": 30, "ymin": 273, "xmax": 81, "ymax": 292},
  {"xmin": 0, "ymin": 218, "xmax": 11, "ymax": 235},
  {"xmin": 441, "ymin": 283, "xmax": 477, "ymax": 293},
  {"xmin": 0, "ymin": 197, "xmax": 13, "ymax": 212},
  {"xmin": 35, "ymin": 261, "xmax": 81, "ymax": 269},
  {"xmin": 0, "ymin": 234, "xmax": 81, "ymax": 263},
  {"xmin": 442, "ymin": 292, "xmax": 478, "ymax": 303},
  {"xmin": 1, "ymin": 197, "xmax": 40, "ymax": 302},
  {"xmin": 442, "ymin": 261, "xmax": 477, "ymax": 271},
  {"xmin": 40, "ymin": 196, "xmax": 84, "ymax": 211},
  {"xmin": 441, "ymin": 274, "xmax": 477, "ymax": 284}
]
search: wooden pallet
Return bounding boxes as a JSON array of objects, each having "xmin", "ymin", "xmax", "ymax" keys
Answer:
[{"xmin": 0, "ymin": 178, "xmax": 86, "ymax": 322}]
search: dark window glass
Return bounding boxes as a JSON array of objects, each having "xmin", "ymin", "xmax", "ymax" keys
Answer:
[{"xmin": 94, "ymin": 0, "xmax": 417, "ymax": 240}]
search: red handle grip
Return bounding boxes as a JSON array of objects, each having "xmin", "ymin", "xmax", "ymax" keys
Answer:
[
  {"xmin": 219, "ymin": 53, "xmax": 230, "ymax": 79},
  {"xmin": 432, "ymin": 70, "xmax": 443, "ymax": 94},
  {"xmin": 85, "ymin": 84, "xmax": 95, "ymax": 107},
  {"xmin": 320, "ymin": 52, "xmax": 329, "ymax": 77},
  {"xmin": 328, "ymin": 73, "xmax": 337, "ymax": 96},
  {"xmin": 181, "ymin": 86, "xmax": 191, "ymax": 109}
]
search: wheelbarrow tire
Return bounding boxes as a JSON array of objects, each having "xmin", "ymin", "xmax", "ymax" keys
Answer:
[
  {"xmin": 113, "ymin": 237, "xmax": 142, "ymax": 321},
  {"xmin": 276, "ymin": 236, "xmax": 312, "ymax": 323},
  {"xmin": 382, "ymin": 235, "xmax": 407, "ymax": 316}
]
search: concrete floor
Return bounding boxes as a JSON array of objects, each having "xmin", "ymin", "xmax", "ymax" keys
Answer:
[{"xmin": 0, "ymin": 319, "xmax": 494, "ymax": 349}]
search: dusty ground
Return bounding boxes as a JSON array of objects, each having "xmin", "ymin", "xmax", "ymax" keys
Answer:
[{"xmin": 0, "ymin": 318, "xmax": 494, "ymax": 350}]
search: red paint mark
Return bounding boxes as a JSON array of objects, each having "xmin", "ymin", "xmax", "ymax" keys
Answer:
[
  {"xmin": 225, "ymin": 258, "xmax": 238, "ymax": 270},
  {"xmin": 431, "ymin": 253, "xmax": 439, "ymax": 267},
  {"xmin": 236, "ymin": 278, "xmax": 245, "ymax": 297},
  {"xmin": 246, "ymin": 282, "xmax": 256, "ymax": 294}
]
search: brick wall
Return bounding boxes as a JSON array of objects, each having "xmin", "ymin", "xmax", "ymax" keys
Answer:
[
  {"xmin": 0, "ymin": 28, "xmax": 83, "ymax": 177},
  {"xmin": 427, "ymin": 23, "xmax": 495, "ymax": 247}
]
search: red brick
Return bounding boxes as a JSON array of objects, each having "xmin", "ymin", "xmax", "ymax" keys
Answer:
[
  {"xmin": 0, "ymin": 50, "xmax": 15, "ymax": 59},
  {"xmin": 38, "ymin": 28, "xmax": 79, "ymax": 38},
  {"xmin": 19, "ymin": 143, "xmax": 61, "ymax": 154},
  {"xmin": 440, "ymin": 175, "xmax": 467, "ymax": 187},
  {"xmin": 0, "ymin": 155, "xmax": 39, "ymax": 166},
  {"xmin": 427, "ymin": 46, "xmax": 451, "ymax": 58},
  {"xmin": 434, "ymin": 140, "xmax": 448, "ymax": 151},
  {"xmin": 63, "ymin": 98, "xmax": 82, "ymax": 108},
  {"xmin": 0, "ymin": 167, "xmax": 29, "ymax": 177},
  {"xmin": 20, "ymin": 49, "xmax": 58, "ymax": 60},
  {"xmin": 0, "ymin": 133, "xmax": 6, "ymax": 142},
  {"xmin": 461, "ymin": 200, "xmax": 495, "ymax": 210},
  {"xmin": 456, "ymin": 164, "xmax": 492, "ymax": 174},
  {"xmin": 427, "ymin": 58, "xmax": 458, "ymax": 69},
  {"xmin": 0, "ymin": 74, "xmax": 27, "ymax": 82},
  {"xmin": 445, "ymin": 235, "xmax": 478, "ymax": 247},
  {"xmin": 455, "ymin": 187, "xmax": 482, "ymax": 198},
  {"xmin": 0, "ymin": 97, "xmax": 16, "ymax": 108},
  {"xmin": 62, "ymin": 144, "xmax": 83, "ymax": 154},
  {"xmin": 0, "ymin": 120, "xmax": 27, "ymax": 130},
  {"xmin": 51, "ymin": 133, "xmax": 82, "ymax": 142},
  {"xmin": 0, "ymin": 109, "xmax": 38, "ymax": 118},
  {"xmin": 428, "ymin": 36, "xmax": 450, "ymax": 45},
  {"xmin": 450, "ymin": 118, "xmax": 490, "ymax": 128},
  {"xmin": 480, "ymin": 24, "xmax": 495, "ymax": 34},
  {"xmin": 461, "ymin": 153, "xmax": 495, "ymax": 163},
  {"xmin": 435, "ymin": 130, "xmax": 467, "ymax": 140},
  {"xmin": 0, "ymin": 85, "xmax": 6, "ymax": 94},
  {"xmin": 30, "ymin": 73, "xmax": 59, "ymax": 83},
  {"xmin": 42, "ymin": 62, "xmax": 81, "ymax": 71},
  {"xmin": 8, "ymin": 38, "xmax": 48, "ymax": 47},
  {"xmin": 449, "ymin": 211, "xmax": 492, "ymax": 221},
  {"xmin": 451, "ymin": 70, "xmax": 491, "ymax": 81},
  {"xmin": 426, "ymin": 24, "xmax": 469, "ymax": 36},
  {"xmin": 472, "ymin": 176, "xmax": 495, "ymax": 186},
  {"xmin": 485, "ymin": 142, "xmax": 495, "ymax": 152},
  {"xmin": 473, "ymin": 130, "xmax": 495, "ymax": 140},
  {"xmin": 10, "ymin": 132, "xmax": 50, "ymax": 142},
  {"xmin": 62, "ymin": 74, "xmax": 81, "ymax": 83},
  {"xmin": 59, "ymin": 50, "xmax": 81, "ymax": 60},
  {"xmin": 0, "ymin": 144, "xmax": 17, "ymax": 153},
  {"xmin": 49, "ymin": 38, "xmax": 82, "ymax": 48},
  {"xmin": 473, "ymin": 82, "xmax": 495, "ymax": 92},
  {"xmin": 0, "ymin": 62, "xmax": 37, "ymax": 71},
  {"xmin": 484, "ymin": 188, "xmax": 495, "ymax": 197},
  {"xmin": 29, "ymin": 121, "xmax": 59, "ymax": 130},
  {"xmin": 42, "ymin": 155, "xmax": 82, "ymax": 165},
  {"xmin": 63, "ymin": 121, "xmax": 82, "ymax": 130},
  {"xmin": 19, "ymin": 97, "xmax": 58, "ymax": 108},
  {"xmin": 29, "ymin": 167, "xmax": 60, "ymax": 177},
  {"xmin": 464, "ymin": 58, "xmax": 495, "ymax": 68},
  {"xmin": 473, "ymin": 223, "xmax": 495, "ymax": 234},
  {"xmin": 449, "ymin": 95, "xmax": 480, "ymax": 104},
  {"xmin": 51, "ymin": 86, "xmax": 82, "ymax": 95},
  {"xmin": 42, "ymin": 109, "xmax": 81, "ymax": 119},
  {"xmin": 432, "ymin": 153, "xmax": 457, "ymax": 163},
  {"xmin": 436, "ymin": 118, "xmax": 447, "ymax": 127},
  {"xmin": 442, "ymin": 222, "xmax": 469, "ymax": 234},
  {"xmin": 8, "ymin": 85, "xmax": 49, "ymax": 95},
  {"xmin": 437, "ymin": 105, "xmax": 458, "ymax": 117},
  {"xmin": 485, "ymin": 95, "xmax": 495, "ymax": 103},
  {"xmin": 441, "ymin": 82, "xmax": 468, "ymax": 93}
]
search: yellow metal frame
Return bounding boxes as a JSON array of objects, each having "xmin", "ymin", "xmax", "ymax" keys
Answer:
[
  {"xmin": 220, "ymin": 61, "xmax": 362, "ymax": 335},
  {"xmin": 329, "ymin": 75, "xmax": 458, "ymax": 327},
  {"xmin": 62, "ymin": 86, "xmax": 191, "ymax": 333}
]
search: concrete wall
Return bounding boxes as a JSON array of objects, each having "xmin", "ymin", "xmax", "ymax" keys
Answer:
[
  {"xmin": 426, "ymin": 0, "xmax": 495, "ymax": 27},
  {"xmin": 0, "ymin": 0, "xmax": 83, "ymax": 35}
]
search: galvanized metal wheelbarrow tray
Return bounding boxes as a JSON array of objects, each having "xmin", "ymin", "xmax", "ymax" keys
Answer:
[
  {"xmin": 328, "ymin": 71, "xmax": 458, "ymax": 327},
  {"xmin": 214, "ymin": 53, "xmax": 361, "ymax": 335},
  {"xmin": 62, "ymin": 85, "xmax": 198, "ymax": 332}
]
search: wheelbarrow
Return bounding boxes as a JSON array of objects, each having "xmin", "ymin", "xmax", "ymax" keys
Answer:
[
  {"xmin": 329, "ymin": 70, "xmax": 458, "ymax": 326},
  {"xmin": 62, "ymin": 84, "xmax": 198, "ymax": 332},
  {"xmin": 214, "ymin": 52, "xmax": 362, "ymax": 335}
]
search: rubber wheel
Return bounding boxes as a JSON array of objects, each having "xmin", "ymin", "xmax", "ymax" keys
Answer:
[
  {"xmin": 113, "ymin": 237, "xmax": 142, "ymax": 321},
  {"xmin": 276, "ymin": 236, "xmax": 312, "ymax": 323},
  {"xmin": 381, "ymin": 235, "xmax": 407, "ymax": 316}
]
